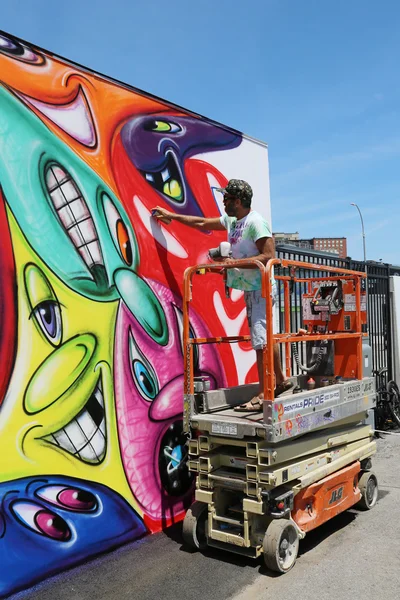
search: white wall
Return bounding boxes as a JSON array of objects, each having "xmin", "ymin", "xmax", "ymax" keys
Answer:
[
  {"xmin": 192, "ymin": 136, "xmax": 271, "ymax": 227},
  {"xmin": 391, "ymin": 276, "xmax": 400, "ymax": 383}
]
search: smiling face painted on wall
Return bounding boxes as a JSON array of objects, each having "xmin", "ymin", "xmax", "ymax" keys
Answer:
[
  {"xmin": 0, "ymin": 210, "xmax": 132, "ymax": 500},
  {"xmin": 0, "ymin": 86, "xmax": 167, "ymax": 343}
]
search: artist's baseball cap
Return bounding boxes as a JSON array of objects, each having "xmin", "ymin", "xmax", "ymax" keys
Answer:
[{"xmin": 215, "ymin": 179, "xmax": 253, "ymax": 203}]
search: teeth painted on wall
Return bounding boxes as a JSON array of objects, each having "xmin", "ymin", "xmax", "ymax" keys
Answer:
[
  {"xmin": 43, "ymin": 376, "xmax": 106, "ymax": 463},
  {"xmin": 45, "ymin": 163, "xmax": 104, "ymax": 267},
  {"xmin": 0, "ymin": 29, "xmax": 270, "ymax": 596}
]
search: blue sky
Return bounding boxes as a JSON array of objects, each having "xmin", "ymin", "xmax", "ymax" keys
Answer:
[{"xmin": 2, "ymin": 0, "xmax": 400, "ymax": 263}]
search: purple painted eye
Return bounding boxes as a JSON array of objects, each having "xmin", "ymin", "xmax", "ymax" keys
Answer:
[
  {"xmin": 58, "ymin": 488, "xmax": 96, "ymax": 511},
  {"xmin": 36, "ymin": 485, "xmax": 97, "ymax": 512},
  {"xmin": 10, "ymin": 501, "xmax": 71, "ymax": 541},
  {"xmin": 0, "ymin": 33, "xmax": 45, "ymax": 64},
  {"xmin": 33, "ymin": 300, "xmax": 62, "ymax": 345}
]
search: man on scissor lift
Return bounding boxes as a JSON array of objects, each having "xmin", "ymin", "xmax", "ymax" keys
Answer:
[{"xmin": 152, "ymin": 179, "xmax": 293, "ymax": 409}]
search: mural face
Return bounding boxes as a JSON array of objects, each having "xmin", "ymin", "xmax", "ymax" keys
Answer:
[
  {"xmin": 121, "ymin": 114, "xmax": 241, "ymax": 216},
  {"xmin": 0, "ymin": 86, "xmax": 167, "ymax": 344},
  {"xmin": 0, "ymin": 209, "xmax": 125, "ymax": 485},
  {"xmin": 0, "ymin": 476, "xmax": 146, "ymax": 597},
  {"xmin": 114, "ymin": 280, "xmax": 226, "ymax": 530},
  {"xmin": 0, "ymin": 29, "xmax": 270, "ymax": 595}
]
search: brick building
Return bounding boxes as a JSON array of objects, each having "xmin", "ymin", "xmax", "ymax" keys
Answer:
[
  {"xmin": 273, "ymin": 232, "xmax": 347, "ymax": 259},
  {"xmin": 312, "ymin": 237, "xmax": 347, "ymax": 258}
]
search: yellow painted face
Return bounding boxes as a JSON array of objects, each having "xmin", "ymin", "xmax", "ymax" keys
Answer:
[{"xmin": 0, "ymin": 209, "xmax": 134, "ymax": 506}]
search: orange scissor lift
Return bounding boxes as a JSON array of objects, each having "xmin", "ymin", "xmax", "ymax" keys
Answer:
[{"xmin": 182, "ymin": 258, "xmax": 378, "ymax": 573}]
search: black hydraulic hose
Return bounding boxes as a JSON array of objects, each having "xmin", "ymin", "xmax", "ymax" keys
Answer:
[{"xmin": 291, "ymin": 340, "xmax": 328, "ymax": 374}]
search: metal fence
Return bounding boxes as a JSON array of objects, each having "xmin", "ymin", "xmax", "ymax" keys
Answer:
[{"xmin": 275, "ymin": 244, "xmax": 395, "ymax": 381}]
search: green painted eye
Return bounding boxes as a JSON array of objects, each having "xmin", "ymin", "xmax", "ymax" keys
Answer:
[{"xmin": 149, "ymin": 120, "xmax": 181, "ymax": 133}]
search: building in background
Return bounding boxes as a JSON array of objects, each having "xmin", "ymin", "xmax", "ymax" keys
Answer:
[
  {"xmin": 273, "ymin": 231, "xmax": 300, "ymax": 243},
  {"xmin": 273, "ymin": 232, "xmax": 347, "ymax": 259},
  {"xmin": 313, "ymin": 237, "xmax": 347, "ymax": 258}
]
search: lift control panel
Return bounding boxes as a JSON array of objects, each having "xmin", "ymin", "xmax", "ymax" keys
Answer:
[
  {"xmin": 303, "ymin": 280, "xmax": 367, "ymax": 333},
  {"xmin": 310, "ymin": 281, "xmax": 343, "ymax": 315}
]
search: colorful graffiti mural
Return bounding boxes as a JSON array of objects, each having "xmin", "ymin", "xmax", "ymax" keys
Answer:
[{"xmin": 0, "ymin": 30, "xmax": 270, "ymax": 596}]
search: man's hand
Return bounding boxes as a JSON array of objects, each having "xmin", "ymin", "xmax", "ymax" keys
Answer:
[
  {"xmin": 208, "ymin": 256, "xmax": 234, "ymax": 264},
  {"xmin": 217, "ymin": 257, "xmax": 255, "ymax": 265},
  {"xmin": 211, "ymin": 257, "xmax": 239, "ymax": 278},
  {"xmin": 151, "ymin": 206, "xmax": 173, "ymax": 225},
  {"xmin": 220, "ymin": 257, "xmax": 236, "ymax": 264}
]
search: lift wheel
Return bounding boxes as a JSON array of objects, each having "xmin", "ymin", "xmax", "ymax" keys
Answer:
[
  {"xmin": 263, "ymin": 519, "xmax": 299, "ymax": 573},
  {"xmin": 182, "ymin": 501, "xmax": 208, "ymax": 550},
  {"xmin": 357, "ymin": 471, "xmax": 378, "ymax": 510}
]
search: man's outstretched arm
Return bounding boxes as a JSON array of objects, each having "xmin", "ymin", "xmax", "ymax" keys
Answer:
[{"xmin": 152, "ymin": 206, "xmax": 226, "ymax": 231}]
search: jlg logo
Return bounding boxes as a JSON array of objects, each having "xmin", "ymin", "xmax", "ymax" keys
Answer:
[{"xmin": 329, "ymin": 486, "xmax": 344, "ymax": 504}]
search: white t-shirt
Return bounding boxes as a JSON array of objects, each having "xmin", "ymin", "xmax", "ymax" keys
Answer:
[{"xmin": 219, "ymin": 211, "xmax": 274, "ymax": 291}]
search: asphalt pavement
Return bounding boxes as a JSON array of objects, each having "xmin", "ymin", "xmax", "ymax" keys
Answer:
[{"xmin": 10, "ymin": 433, "xmax": 400, "ymax": 600}]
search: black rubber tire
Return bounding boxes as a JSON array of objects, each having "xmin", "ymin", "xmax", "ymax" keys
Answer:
[
  {"xmin": 263, "ymin": 519, "xmax": 299, "ymax": 573},
  {"xmin": 387, "ymin": 381, "xmax": 400, "ymax": 428},
  {"xmin": 182, "ymin": 501, "xmax": 208, "ymax": 550},
  {"xmin": 357, "ymin": 471, "xmax": 378, "ymax": 510}
]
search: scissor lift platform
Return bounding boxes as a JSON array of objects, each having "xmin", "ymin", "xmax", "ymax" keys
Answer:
[
  {"xmin": 187, "ymin": 375, "xmax": 376, "ymax": 443},
  {"xmin": 182, "ymin": 258, "xmax": 378, "ymax": 573}
]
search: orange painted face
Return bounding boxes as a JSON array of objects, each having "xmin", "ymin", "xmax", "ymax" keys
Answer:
[{"xmin": 0, "ymin": 31, "xmax": 166, "ymax": 190}]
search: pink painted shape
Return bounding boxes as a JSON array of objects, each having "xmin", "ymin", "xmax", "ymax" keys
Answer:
[{"xmin": 114, "ymin": 279, "xmax": 226, "ymax": 525}]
